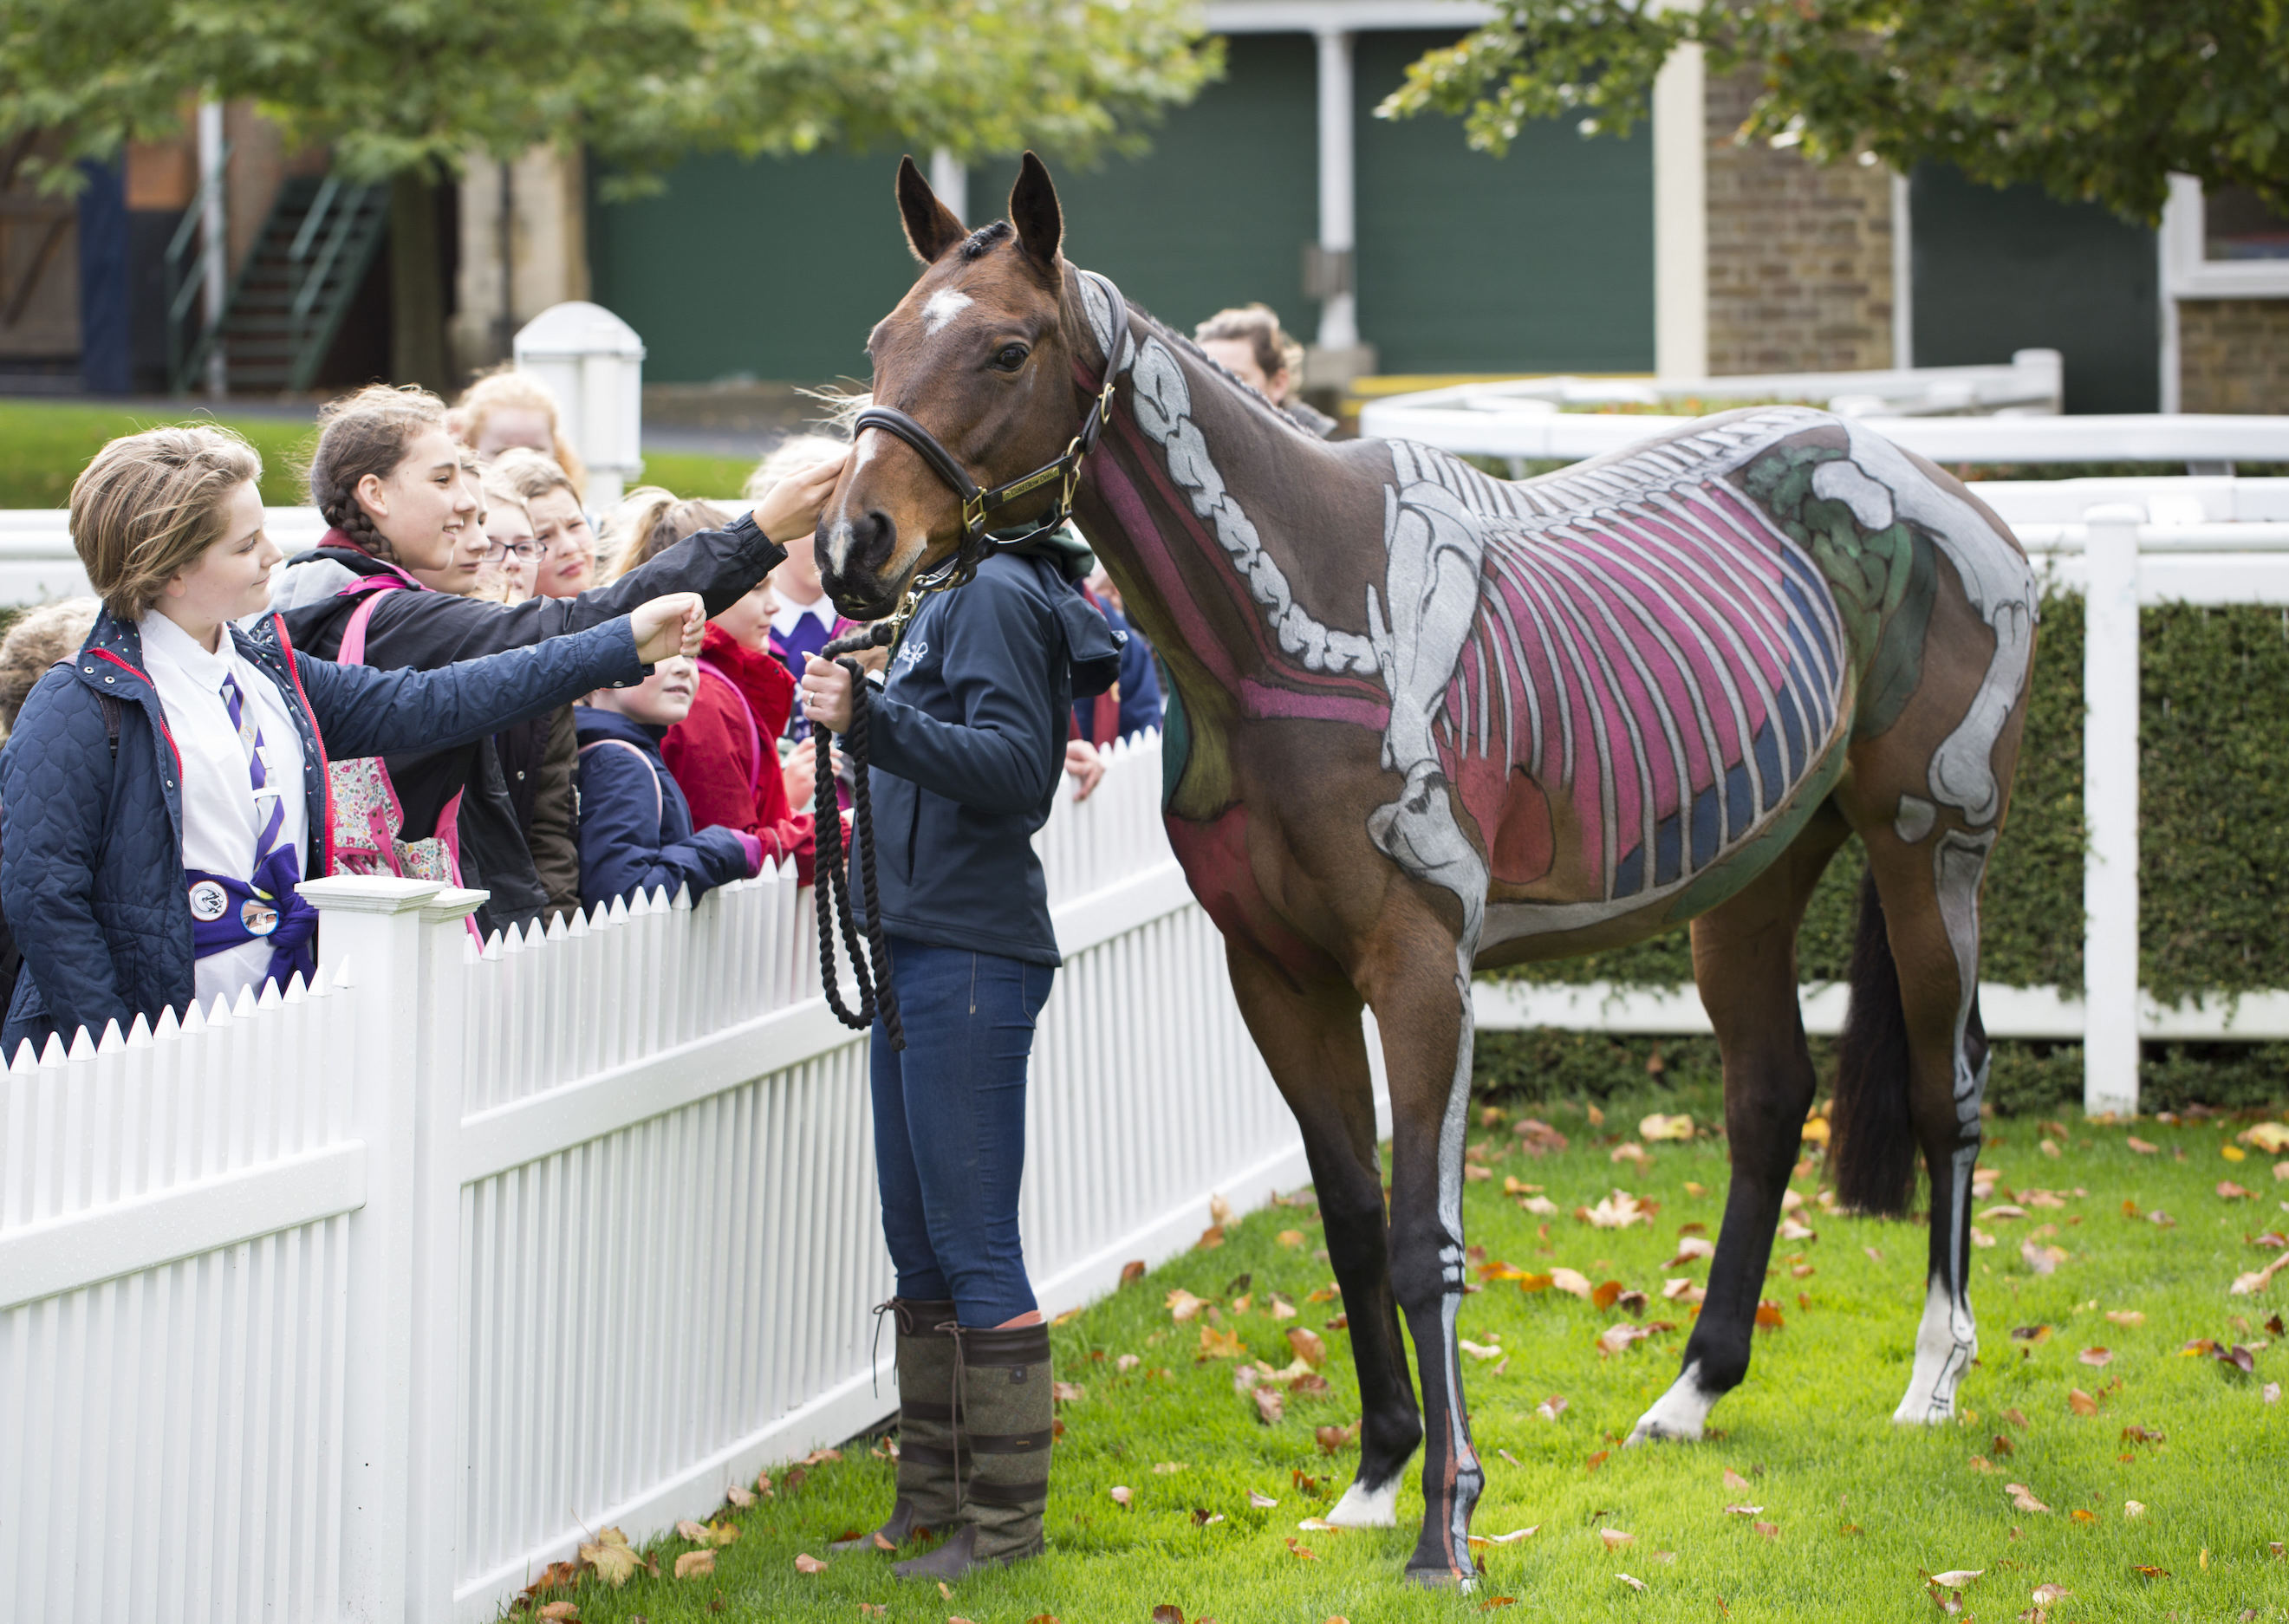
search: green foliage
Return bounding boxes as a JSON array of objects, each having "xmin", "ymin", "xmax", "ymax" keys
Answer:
[
  {"xmin": 557, "ymin": 1108, "xmax": 2288, "ymax": 1623},
  {"xmin": 1379, "ymin": 1, "xmax": 2289, "ymax": 223},
  {"xmin": 0, "ymin": 0, "xmax": 1219, "ymax": 197}
]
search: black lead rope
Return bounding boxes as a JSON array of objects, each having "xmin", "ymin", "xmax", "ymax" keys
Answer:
[{"xmin": 812, "ymin": 641, "xmax": 906, "ymax": 1049}]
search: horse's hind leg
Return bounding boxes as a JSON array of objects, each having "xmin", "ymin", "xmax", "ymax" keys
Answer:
[
  {"xmin": 1842, "ymin": 820, "xmax": 2002, "ymax": 1423},
  {"xmin": 1630, "ymin": 806, "xmax": 1850, "ymax": 1445},
  {"xmin": 1223, "ymin": 946, "xmax": 1424, "ymax": 1525}
]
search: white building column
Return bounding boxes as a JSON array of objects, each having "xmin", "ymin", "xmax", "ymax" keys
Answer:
[
  {"xmin": 1651, "ymin": 42, "xmax": 1706, "ymax": 381},
  {"xmin": 197, "ymin": 100, "xmax": 228, "ymax": 398},
  {"xmin": 930, "ymin": 148, "xmax": 970, "ymax": 230},
  {"xmin": 1313, "ymin": 28, "xmax": 1357, "ymax": 352}
]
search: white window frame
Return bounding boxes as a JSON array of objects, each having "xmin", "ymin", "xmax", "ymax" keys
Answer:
[{"xmin": 2163, "ymin": 173, "xmax": 2289, "ymax": 300}]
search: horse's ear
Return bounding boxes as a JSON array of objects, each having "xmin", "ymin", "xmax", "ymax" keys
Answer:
[
  {"xmin": 896, "ymin": 154, "xmax": 968, "ymax": 263},
  {"xmin": 1008, "ymin": 152, "xmax": 1063, "ymax": 280}
]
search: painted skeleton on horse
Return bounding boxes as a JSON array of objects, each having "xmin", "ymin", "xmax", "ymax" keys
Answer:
[{"xmin": 820, "ymin": 154, "xmax": 2037, "ymax": 1585}]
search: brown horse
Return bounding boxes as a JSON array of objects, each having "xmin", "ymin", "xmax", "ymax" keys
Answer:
[{"xmin": 817, "ymin": 153, "xmax": 2036, "ymax": 1585}]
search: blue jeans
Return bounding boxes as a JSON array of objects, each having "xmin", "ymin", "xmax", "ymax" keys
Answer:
[{"xmin": 869, "ymin": 935, "xmax": 1054, "ymax": 1327}]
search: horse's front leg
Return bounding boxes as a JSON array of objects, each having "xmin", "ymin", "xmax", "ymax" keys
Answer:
[{"xmin": 1362, "ymin": 922, "xmax": 1483, "ymax": 1586}]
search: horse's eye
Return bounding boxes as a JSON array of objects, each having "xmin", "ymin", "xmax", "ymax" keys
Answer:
[{"xmin": 992, "ymin": 343, "xmax": 1030, "ymax": 373}]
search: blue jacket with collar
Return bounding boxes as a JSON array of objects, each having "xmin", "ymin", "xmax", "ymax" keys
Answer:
[
  {"xmin": 571, "ymin": 706, "xmax": 753, "ymax": 910},
  {"xmin": 850, "ymin": 550, "xmax": 1122, "ymax": 967},
  {"xmin": 0, "ymin": 607, "xmax": 647, "ymax": 1054}
]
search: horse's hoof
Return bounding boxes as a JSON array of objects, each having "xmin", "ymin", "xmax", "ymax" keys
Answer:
[
  {"xmin": 1324, "ymin": 1478, "xmax": 1401, "ymax": 1528},
  {"xmin": 1402, "ymin": 1562, "xmax": 1478, "ymax": 1590}
]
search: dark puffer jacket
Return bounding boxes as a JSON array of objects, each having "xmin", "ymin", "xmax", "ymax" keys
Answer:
[
  {"xmin": 272, "ymin": 512, "xmax": 785, "ymax": 936},
  {"xmin": 0, "ymin": 608, "xmax": 647, "ymax": 1053},
  {"xmin": 573, "ymin": 707, "xmax": 757, "ymax": 910}
]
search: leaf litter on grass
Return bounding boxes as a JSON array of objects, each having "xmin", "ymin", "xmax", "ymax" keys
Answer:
[{"xmin": 621, "ymin": 1101, "xmax": 2279, "ymax": 1624}]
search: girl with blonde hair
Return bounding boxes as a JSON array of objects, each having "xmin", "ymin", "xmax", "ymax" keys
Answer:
[
  {"xmin": 0, "ymin": 422, "xmax": 708, "ymax": 1052},
  {"xmin": 453, "ymin": 365, "xmax": 589, "ymax": 499},
  {"xmin": 491, "ymin": 445, "xmax": 598, "ymax": 600}
]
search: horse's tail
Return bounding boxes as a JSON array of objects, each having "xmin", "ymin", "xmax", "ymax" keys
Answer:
[{"xmin": 1830, "ymin": 867, "xmax": 1918, "ymax": 1217}]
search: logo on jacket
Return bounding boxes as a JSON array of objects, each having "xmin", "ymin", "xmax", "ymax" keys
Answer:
[
  {"xmin": 188, "ymin": 880, "xmax": 227, "ymax": 921},
  {"xmin": 894, "ymin": 639, "xmax": 930, "ymax": 672}
]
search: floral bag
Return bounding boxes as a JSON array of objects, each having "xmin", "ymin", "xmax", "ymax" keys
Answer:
[{"xmin": 326, "ymin": 582, "xmax": 465, "ymax": 885}]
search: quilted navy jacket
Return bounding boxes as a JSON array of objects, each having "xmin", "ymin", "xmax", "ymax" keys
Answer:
[{"xmin": 0, "ymin": 607, "xmax": 648, "ymax": 1054}]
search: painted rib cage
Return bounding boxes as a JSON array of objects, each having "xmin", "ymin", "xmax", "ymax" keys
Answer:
[{"xmin": 1401, "ymin": 416, "xmax": 1851, "ymax": 906}]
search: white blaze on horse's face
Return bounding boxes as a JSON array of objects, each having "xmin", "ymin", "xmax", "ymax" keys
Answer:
[{"xmin": 922, "ymin": 289, "xmax": 973, "ymax": 337}]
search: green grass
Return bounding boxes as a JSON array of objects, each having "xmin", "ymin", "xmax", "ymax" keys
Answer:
[
  {"xmin": 0, "ymin": 400, "xmax": 318, "ymax": 506},
  {"xmin": 0, "ymin": 399, "xmax": 756, "ymax": 509},
  {"xmin": 520, "ymin": 1088, "xmax": 2289, "ymax": 1623},
  {"xmin": 634, "ymin": 450, "xmax": 759, "ymax": 500}
]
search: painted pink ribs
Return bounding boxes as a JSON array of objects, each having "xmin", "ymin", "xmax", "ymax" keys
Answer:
[{"xmin": 1437, "ymin": 478, "xmax": 1845, "ymax": 902}]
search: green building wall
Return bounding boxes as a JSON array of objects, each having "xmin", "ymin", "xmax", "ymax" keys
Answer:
[{"xmin": 588, "ymin": 31, "xmax": 1656, "ymax": 385}]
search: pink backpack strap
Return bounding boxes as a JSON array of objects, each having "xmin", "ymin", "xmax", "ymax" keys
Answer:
[
  {"xmin": 336, "ymin": 578, "xmax": 403, "ymax": 667},
  {"xmin": 695, "ymin": 659, "xmax": 766, "ymax": 797},
  {"xmin": 580, "ymin": 737, "xmax": 665, "ymax": 826}
]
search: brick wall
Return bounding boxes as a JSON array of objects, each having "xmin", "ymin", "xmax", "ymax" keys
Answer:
[
  {"xmin": 1704, "ymin": 68, "xmax": 1896, "ymax": 376},
  {"xmin": 2178, "ymin": 299, "xmax": 2289, "ymax": 414}
]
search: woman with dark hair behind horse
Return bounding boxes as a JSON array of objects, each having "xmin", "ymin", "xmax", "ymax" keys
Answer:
[
  {"xmin": 798, "ymin": 529, "xmax": 1121, "ymax": 1580},
  {"xmin": 818, "ymin": 153, "xmax": 2034, "ymax": 1588}
]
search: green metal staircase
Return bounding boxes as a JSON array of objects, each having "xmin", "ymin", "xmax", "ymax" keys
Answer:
[{"xmin": 170, "ymin": 176, "xmax": 389, "ymax": 394}]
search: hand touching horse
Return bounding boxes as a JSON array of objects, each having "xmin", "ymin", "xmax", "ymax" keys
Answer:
[{"xmin": 817, "ymin": 153, "xmax": 2036, "ymax": 1586}]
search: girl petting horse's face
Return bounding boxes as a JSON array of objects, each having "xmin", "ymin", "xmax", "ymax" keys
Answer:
[{"xmin": 815, "ymin": 159, "xmax": 1082, "ymax": 621}]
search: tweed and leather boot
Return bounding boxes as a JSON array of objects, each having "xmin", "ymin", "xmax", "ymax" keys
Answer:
[
  {"xmin": 894, "ymin": 1322, "xmax": 1053, "ymax": 1580},
  {"xmin": 833, "ymin": 1298, "xmax": 961, "ymax": 1552}
]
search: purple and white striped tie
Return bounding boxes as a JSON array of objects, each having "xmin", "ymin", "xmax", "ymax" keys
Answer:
[{"xmin": 219, "ymin": 672, "xmax": 287, "ymax": 860}]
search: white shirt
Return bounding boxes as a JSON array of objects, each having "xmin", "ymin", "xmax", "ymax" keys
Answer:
[
  {"xmin": 771, "ymin": 592, "xmax": 838, "ymax": 640},
  {"xmin": 139, "ymin": 611, "xmax": 309, "ymax": 1010}
]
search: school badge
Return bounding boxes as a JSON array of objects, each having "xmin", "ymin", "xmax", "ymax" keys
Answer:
[{"xmin": 187, "ymin": 880, "xmax": 228, "ymax": 921}]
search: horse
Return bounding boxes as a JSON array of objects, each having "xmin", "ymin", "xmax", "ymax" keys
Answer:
[{"xmin": 815, "ymin": 152, "xmax": 2037, "ymax": 1586}]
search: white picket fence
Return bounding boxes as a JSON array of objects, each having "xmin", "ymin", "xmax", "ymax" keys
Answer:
[{"xmin": 0, "ymin": 735, "xmax": 1359, "ymax": 1624}]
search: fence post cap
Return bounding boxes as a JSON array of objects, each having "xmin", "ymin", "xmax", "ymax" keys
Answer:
[
  {"xmin": 296, "ymin": 875, "xmax": 448, "ymax": 915},
  {"xmin": 416, "ymin": 886, "xmax": 491, "ymax": 926},
  {"xmin": 512, "ymin": 300, "xmax": 645, "ymax": 361}
]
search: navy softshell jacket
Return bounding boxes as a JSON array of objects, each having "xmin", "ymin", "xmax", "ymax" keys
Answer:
[
  {"xmin": 849, "ymin": 551, "xmax": 1121, "ymax": 966},
  {"xmin": 572, "ymin": 706, "xmax": 752, "ymax": 911},
  {"xmin": 0, "ymin": 608, "xmax": 647, "ymax": 1053}
]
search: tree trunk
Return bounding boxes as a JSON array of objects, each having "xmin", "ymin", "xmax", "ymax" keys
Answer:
[{"xmin": 389, "ymin": 172, "xmax": 450, "ymax": 393}]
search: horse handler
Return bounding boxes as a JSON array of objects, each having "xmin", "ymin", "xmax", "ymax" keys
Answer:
[{"xmin": 798, "ymin": 531, "xmax": 1120, "ymax": 1580}]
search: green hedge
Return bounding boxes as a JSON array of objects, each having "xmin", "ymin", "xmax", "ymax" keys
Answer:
[{"xmin": 1472, "ymin": 1029, "xmax": 2289, "ymax": 1118}]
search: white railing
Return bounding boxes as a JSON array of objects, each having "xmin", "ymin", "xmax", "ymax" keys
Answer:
[
  {"xmin": 1359, "ymin": 378, "xmax": 2289, "ymax": 466},
  {"xmin": 0, "ymin": 736, "xmax": 1358, "ymax": 1623}
]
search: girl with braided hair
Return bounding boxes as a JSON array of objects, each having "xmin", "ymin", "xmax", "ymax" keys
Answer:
[{"xmin": 271, "ymin": 385, "xmax": 841, "ymax": 938}]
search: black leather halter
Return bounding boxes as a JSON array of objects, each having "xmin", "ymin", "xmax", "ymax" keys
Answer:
[{"xmin": 846, "ymin": 270, "xmax": 1129, "ymax": 633}]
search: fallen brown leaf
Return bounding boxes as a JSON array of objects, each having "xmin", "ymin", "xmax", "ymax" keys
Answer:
[
  {"xmin": 1723, "ymin": 1467, "xmax": 1752, "ymax": 1491},
  {"xmin": 2005, "ymin": 1483, "xmax": 2052, "ymax": 1514},
  {"xmin": 1249, "ymin": 1490, "xmax": 1278, "ymax": 1508},
  {"xmin": 1052, "ymin": 1380, "xmax": 1087, "ymax": 1403},
  {"xmin": 536, "ymin": 1605, "xmax": 579, "ymax": 1623},
  {"xmin": 1316, "ymin": 1423, "xmax": 1360, "ymax": 1454},
  {"xmin": 580, "ymin": 1526, "xmax": 644, "ymax": 1587},
  {"xmin": 1253, "ymin": 1387, "xmax": 1285, "ymax": 1425},
  {"xmin": 1615, "ymin": 1573, "xmax": 1648, "ymax": 1592},
  {"xmin": 677, "ymin": 1550, "xmax": 719, "ymax": 1580},
  {"xmin": 1166, "ymin": 1289, "xmax": 1209, "ymax": 1321},
  {"xmin": 1600, "ymin": 1528, "xmax": 1635, "ymax": 1549},
  {"xmin": 1286, "ymin": 1537, "xmax": 1317, "ymax": 1561},
  {"xmin": 2105, "ymin": 1309, "xmax": 2145, "ymax": 1327},
  {"xmin": 2068, "ymin": 1389, "xmax": 2101, "ymax": 1416},
  {"xmin": 2078, "ymin": 1348, "xmax": 2113, "ymax": 1367},
  {"xmin": 1752, "ymin": 1521, "xmax": 1779, "ymax": 1539},
  {"xmin": 1152, "ymin": 1608, "xmax": 1185, "ymax": 1624},
  {"xmin": 1109, "ymin": 1485, "xmax": 1133, "ymax": 1506},
  {"xmin": 2128, "ymin": 1137, "xmax": 2159, "ymax": 1155},
  {"xmin": 1288, "ymin": 1328, "xmax": 1327, "ymax": 1367}
]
